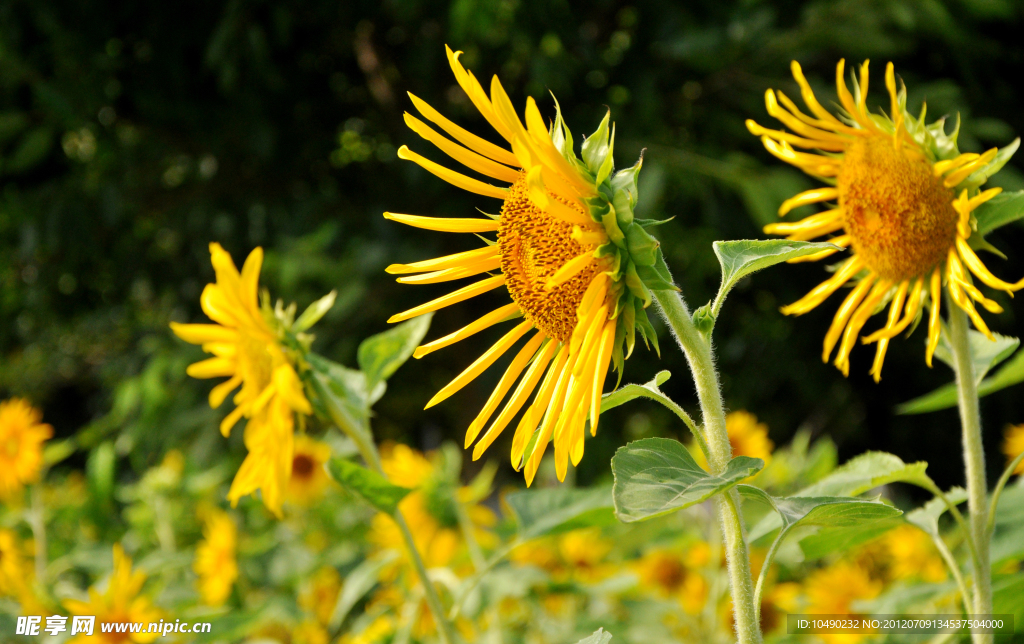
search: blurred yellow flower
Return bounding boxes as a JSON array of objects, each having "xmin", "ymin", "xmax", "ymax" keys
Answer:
[
  {"xmin": 883, "ymin": 525, "xmax": 946, "ymax": 582},
  {"xmin": 806, "ymin": 560, "xmax": 882, "ymax": 644},
  {"xmin": 559, "ymin": 528, "xmax": 614, "ymax": 583},
  {"xmin": 0, "ymin": 530, "xmax": 31, "ymax": 599},
  {"xmin": 287, "ymin": 435, "xmax": 332, "ymax": 505},
  {"xmin": 750, "ymin": 60, "xmax": 1018, "ymax": 379},
  {"xmin": 1003, "ymin": 424, "xmax": 1024, "ymax": 475},
  {"xmin": 193, "ymin": 509, "xmax": 238, "ymax": 606},
  {"xmin": 696, "ymin": 411, "xmax": 773, "ymax": 471},
  {"xmin": 65, "ymin": 544, "xmax": 163, "ymax": 644},
  {"xmin": 380, "ymin": 442, "xmax": 434, "ymax": 488},
  {"xmin": 0, "ymin": 398, "xmax": 53, "ymax": 498},
  {"xmin": 339, "ymin": 615, "xmax": 395, "ymax": 644},
  {"xmin": 171, "ymin": 243, "xmax": 312, "ymax": 517},
  {"xmin": 299, "ymin": 566, "xmax": 342, "ymax": 626},
  {"xmin": 387, "ymin": 45, "xmax": 659, "ymax": 486},
  {"xmin": 634, "ymin": 547, "xmax": 708, "ymax": 613},
  {"xmin": 293, "ymin": 620, "xmax": 330, "ymax": 644}
]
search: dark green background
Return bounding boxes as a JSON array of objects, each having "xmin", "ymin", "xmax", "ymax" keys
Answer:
[{"xmin": 3, "ymin": 0, "xmax": 1023, "ymax": 493}]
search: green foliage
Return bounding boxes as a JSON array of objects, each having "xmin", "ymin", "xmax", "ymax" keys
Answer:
[
  {"xmin": 357, "ymin": 314, "xmax": 433, "ymax": 395},
  {"xmin": 327, "ymin": 457, "xmax": 411, "ymax": 515},
  {"xmin": 505, "ymin": 485, "xmax": 615, "ymax": 539},
  {"xmin": 612, "ymin": 437, "xmax": 763, "ymax": 522},
  {"xmin": 710, "ymin": 239, "xmax": 841, "ymax": 316}
]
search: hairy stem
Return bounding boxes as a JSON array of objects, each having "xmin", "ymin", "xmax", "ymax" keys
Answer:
[
  {"xmin": 654, "ymin": 289, "xmax": 763, "ymax": 644},
  {"xmin": 947, "ymin": 303, "xmax": 992, "ymax": 642}
]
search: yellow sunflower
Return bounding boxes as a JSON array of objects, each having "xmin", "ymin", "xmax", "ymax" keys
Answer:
[
  {"xmin": 1003, "ymin": 424, "xmax": 1024, "ymax": 475},
  {"xmin": 299, "ymin": 566, "xmax": 342, "ymax": 626},
  {"xmin": 287, "ymin": 435, "xmax": 332, "ymax": 505},
  {"xmin": 881, "ymin": 524, "xmax": 946, "ymax": 583},
  {"xmin": 65, "ymin": 544, "xmax": 163, "ymax": 644},
  {"xmin": 171, "ymin": 243, "xmax": 312, "ymax": 516},
  {"xmin": 748, "ymin": 60, "xmax": 1021, "ymax": 380},
  {"xmin": 805, "ymin": 560, "xmax": 882, "ymax": 644},
  {"xmin": 386, "ymin": 46, "xmax": 672, "ymax": 484},
  {"xmin": 193, "ymin": 508, "xmax": 238, "ymax": 606},
  {"xmin": 633, "ymin": 547, "xmax": 708, "ymax": 614},
  {"xmin": 0, "ymin": 398, "xmax": 53, "ymax": 498}
]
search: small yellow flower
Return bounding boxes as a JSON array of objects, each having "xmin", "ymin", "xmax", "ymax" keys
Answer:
[
  {"xmin": 805, "ymin": 560, "xmax": 882, "ymax": 644},
  {"xmin": 0, "ymin": 398, "xmax": 53, "ymax": 498},
  {"xmin": 287, "ymin": 435, "xmax": 332, "ymax": 505},
  {"xmin": 65, "ymin": 544, "xmax": 163, "ymax": 644},
  {"xmin": 387, "ymin": 45, "xmax": 669, "ymax": 485},
  {"xmin": 558, "ymin": 528, "xmax": 614, "ymax": 583},
  {"xmin": 1003, "ymin": 424, "xmax": 1024, "ymax": 475},
  {"xmin": 750, "ymin": 60, "xmax": 1020, "ymax": 380},
  {"xmin": 299, "ymin": 566, "xmax": 342, "ymax": 626},
  {"xmin": 293, "ymin": 620, "xmax": 330, "ymax": 644},
  {"xmin": 881, "ymin": 525, "xmax": 946, "ymax": 583},
  {"xmin": 633, "ymin": 547, "xmax": 708, "ymax": 614},
  {"xmin": 339, "ymin": 615, "xmax": 395, "ymax": 644},
  {"xmin": 193, "ymin": 509, "xmax": 238, "ymax": 606},
  {"xmin": 696, "ymin": 411, "xmax": 773, "ymax": 471},
  {"xmin": 0, "ymin": 530, "xmax": 30, "ymax": 599},
  {"xmin": 171, "ymin": 243, "xmax": 312, "ymax": 517}
]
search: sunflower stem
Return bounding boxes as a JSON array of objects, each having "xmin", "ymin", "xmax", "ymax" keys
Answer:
[
  {"xmin": 29, "ymin": 483, "xmax": 47, "ymax": 582},
  {"xmin": 315, "ymin": 382, "xmax": 457, "ymax": 644},
  {"xmin": 947, "ymin": 302, "xmax": 992, "ymax": 642},
  {"xmin": 654, "ymin": 289, "xmax": 763, "ymax": 644}
]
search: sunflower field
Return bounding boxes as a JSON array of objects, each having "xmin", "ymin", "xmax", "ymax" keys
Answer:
[{"xmin": 2, "ymin": 1, "xmax": 1024, "ymax": 643}]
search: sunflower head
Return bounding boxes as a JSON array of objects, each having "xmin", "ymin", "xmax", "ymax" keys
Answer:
[
  {"xmin": 287, "ymin": 435, "xmax": 332, "ymax": 505},
  {"xmin": 749, "ymin": 60, "xmax": 1021, "ymax": 380},
  {"xmin": 193, "ymin": 508, "xmax": 238, "ymax": 606},
  {"xmin": 1003, "ymin": 423, "xmax": 1024, "ymax": 476},
  {"xmin": 0, "ymin": 398, "xmax": 52, "ymax": 499},
  {"xmin": 386, "ymin": 46, "xmax": 674, "ymax": 484},
  {"xmin": 172, "ymin": 243, "xmax": 333, "ymax": 517}
]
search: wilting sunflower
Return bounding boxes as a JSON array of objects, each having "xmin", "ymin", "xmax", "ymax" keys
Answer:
[
  {"xmin": 287, "ymin": 435, "xmax": 333, "ymax": 505},
  {"xmin": 65, "ymin": 545, "xmax": 163, "ymax": 644},
  {"xmin": 386, "ymin": 46, "xmax": 672, "ymax": 483},
  {"xmin": 748, "ymin": 60, "xmax": 1021, "ymax": 380},
  {"xmin": 171, "ymin": 243, "xmax": 313, "ymax": 516},
  {"xmin": 0, "ymin": 398, "xmax": 53, "ymax": 498},
  {"xmin": 193, "ymin": 508, "xmax": 238, "ymax": 606}
]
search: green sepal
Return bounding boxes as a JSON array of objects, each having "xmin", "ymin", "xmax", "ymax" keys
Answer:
[
  {"xmin": 634, "ymin": 303, "xmax": 660, "ymax": 357},
  {"xmin": 601, "ymin": 203, "xmax": 627, "ymax": 247},
  {"xmin": 965, "ymin": 137, "xmax": 1019, "ymax": 188},
  {"xmin": 582, "ymin": 109, "xmax": 612, "ymax": 176},
  {"xmin": 635, "ymin": 216, "xmax": 674, "ymax": 229},
  {"xmin": 596, "ymin": 124, "xmax": 616, "ymax": 186},
  {"xmin": 610, "ymin": 155, "xmax": 642, "ymax": 203},
  {"xmin": 624, "ymin": 260, "xmax": 653, "ymax": 308},
  {"xmin": 624, "ymin": 222, "xmax": 660, "ymax": 267},
  {"xmin": 622, "ymin": 295, "xmax": 636, "ymax": 359},
  {"xmin": 611, "ymin": 319, "xmax": 627, "ymax": 388},
  {"xmin": 548, "ymin": 92, "xmax": 578, "ymax": 165},
  {"xmin": 635, "ymin": 251, "xmax": 677, "ymax": 291}
]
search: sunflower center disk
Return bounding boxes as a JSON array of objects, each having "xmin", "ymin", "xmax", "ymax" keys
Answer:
[
  {"xmin": 838, "ymin": 137, "xmax": 958, "ymax": 283},
  {"xmin": 498, "ymin": 176, "xmax": 600, "ymax": 343}
]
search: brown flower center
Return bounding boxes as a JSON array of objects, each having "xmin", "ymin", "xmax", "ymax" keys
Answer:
[
  {"xmin": 292, "ymin": 454, "xmax": 316, "ymax": 480},
  {"xmin": 498, "ymin": 175, "xmax": 600, "ymax": 343},
  {"xmin": 838, "ymin": 137, "xmax": 957, "ymax": 283}
]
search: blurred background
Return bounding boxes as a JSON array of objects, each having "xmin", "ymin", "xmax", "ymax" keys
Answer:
[{"xmin": 3, "ymin": 0, "xmax": 1024, "ymax": 496}]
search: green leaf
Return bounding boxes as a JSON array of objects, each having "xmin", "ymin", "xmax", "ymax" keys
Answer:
[
  {"xmin": 6, "ymin": 126, "xmax": 54, "ymax": 174},
  {"xmin": 991, "ymin": 486, "xmax": 1024, "ymax": 564},
  {"xmin": 612, "ymin": 438, "xmax": 763, "ymax": 523},
  {"xmin": 327, "ymin": 457, "xmax": 411, "ymax": 515},
  {"xmin": 711, "ymin": 239, "xmax": 840, "ymax": 316},
  {"xmin": 905, "ymin": 487, "xmax": 967, "ymax": 538},
  {"xmin": 357, "ymin": 313, "xmax": 433, "ymax": 394},
  {"xmin": 505, "ymin": 486, "xmax": 615, "ymax": 539},
  {"xmin": 600, "ymin": 370, "xmax": 672, "ymax": 413},
  {"xmin": 975, "ymin": 190, "xmax": 1024, "ymax": 237},
  {"xmin": 933, "ymin": 329, "xmax": 1018, "ymax": 385},
  {"xmin": 899, "ymin": 345, "xmax": 1024, "ymax": 414},
  {"xmin": 306, "ymin": 353, "xmax": 375, "ymax": 444},
  {"xmin": 741, "ymin": 485, "xmax": 901, "ymax": 539},
  {"xmin": 87, "ymin": 441, "xmax": 116, "ymax": 510},
  {"xmin": 293, "ymin": 290, "xmax": 337, "ymax": 332},
  {"xmin": 797, "ymin": 451, "xmax": 934, "ymax": 497},
  {"xmin": 575, "ymin": 629, "xmax": 613, "ymax": 644},
  {"xmin": 328, "ymin": 552, "xmax": 398, "ymax": 630},
  {"xmin": 798, "ymin": 514, "xmax": 905, "ymax": 559}
]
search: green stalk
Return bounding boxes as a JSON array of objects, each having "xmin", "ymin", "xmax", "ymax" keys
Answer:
[
  {"xmin": 947, "ymin": 303, "xmax": 992, "ymax": 642},
  {"xmin": 654, "ymin": 289, "xmax": 763, "ymax": 644},
  {"xmin": 312, "ymin": 377, "xmax": 457, "ymax": 644},
  {"xmin": 29, "ymin": 483, "xmax": 47, "ymax": 581}
]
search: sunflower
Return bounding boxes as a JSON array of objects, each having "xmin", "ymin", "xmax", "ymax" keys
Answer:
[
  {"xmin": 386, "ymin": 46, "xmax": 672, "ymax": 484},
  {"xmin": 193, "ymin": 508, "xmax": 238, "ymax": 606},
  {"xmin": 299, "ymin": 566, "xmax": 342, "ymax": 626},
  {"xmin": 171, "ymin": 243, "xmax": 312, "ymax": 516},
  {"xmin": 1004, "ymin": 424, "xmax": 1024, "ymax": 476},
  {"xmin": 287, "ymin": 435, "xmax": 332, "ymax": 505},
  {"xmin": 881, "ymin": 524, "xmax": 946, "ymax": 583},
  {"xmin": 633, "ymin": 547, "xmax": 709, "ymax": 614},
  {"xmin": 748, "ymin": 60, "xmax": 1021, "ymax": 380},
  {"xmin": 805, "ymin": 560, "xmax": 882, "ymax": 644},
  {"xmin": 65, "ymin": 544, "xmax": 163, "ymax": 644},
  {"xmin": 0, "ymin": 398, "xmax": 53, "ymax": 498}
]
